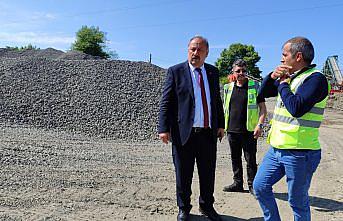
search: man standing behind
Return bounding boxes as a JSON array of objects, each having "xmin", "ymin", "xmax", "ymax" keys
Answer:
[
  {"xmin": 253, "ymin": 37, "xmax": 330, "ymax": 221},
  {"xmin": 222, "ymin": 59, "xmax": 267, "ymax": 195},
  {"xmin": 159, "ymin": 35, "xmax": 224, "ymax": 221}
]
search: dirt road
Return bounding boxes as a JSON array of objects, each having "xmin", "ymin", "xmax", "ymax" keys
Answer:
[{"xmin": 0, "ymin": 108, "xmax": 342, "ymax": 220}]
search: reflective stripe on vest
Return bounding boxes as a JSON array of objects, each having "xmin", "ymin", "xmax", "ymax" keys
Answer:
[
  {"xmin": 275, "ymin": 102, "xmax": 325, "ymax": 115},
  {"xmin": 268, "ymin": 68, "xmax": 329, "ymax": 150},
  {"xmin": 223, "ymin": 80, "xmax": 259, "ymax": 131},
  {"xmin": 273, "ymin": 114, "xmax": 322, "ymax": 128}
]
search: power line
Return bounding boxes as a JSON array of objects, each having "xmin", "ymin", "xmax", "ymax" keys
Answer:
[
  {"xmin": 62, "ymin": 0, "xmax": 193, "ymax": 18},
  {"xmin": 2, "ymin": 0, "xmax": 193, "ymax": 26},
  {"xmin": 114, "ymin": 3, "xmax": 343, "ymax": 30},
  {"xmin": 3, "ymin": 2, "xmax": 343, "ymax": 29}
]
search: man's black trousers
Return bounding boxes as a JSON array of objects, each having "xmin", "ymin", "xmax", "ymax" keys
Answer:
[
  {"xmin": 172, "ymin": 128, "xmax": 217, "ymax": 211},
  {"xmin": 227, "ymin": 132, "xmax": 257, "ymax": 187}
]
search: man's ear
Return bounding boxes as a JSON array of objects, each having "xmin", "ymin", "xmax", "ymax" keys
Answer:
[{"xmin": 296, "ymin": 52, "xmax": 303, "ymax": 62}]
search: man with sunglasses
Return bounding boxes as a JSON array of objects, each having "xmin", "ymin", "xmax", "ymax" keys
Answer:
[{"xmin": 222, "ymin": 59, "xmax": 267, "ymax": 195}]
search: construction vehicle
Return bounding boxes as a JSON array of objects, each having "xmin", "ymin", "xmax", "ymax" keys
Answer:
[{"xmin": 322, "ymin": 55, "xmax": 343, "ymax": 94}]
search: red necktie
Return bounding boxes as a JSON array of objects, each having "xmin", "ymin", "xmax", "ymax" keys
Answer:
[{"xmin": 196, "ymin": 68, "xmax": 209, "ymax": 128}]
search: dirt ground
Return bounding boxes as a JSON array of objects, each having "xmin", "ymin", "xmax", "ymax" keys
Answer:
[{"xmin": 0, "ymin": 107, "xmax": 342, "ymax": 221}]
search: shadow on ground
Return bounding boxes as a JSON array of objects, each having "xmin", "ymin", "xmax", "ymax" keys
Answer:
[
  {"xmin": 274, "ymin": 192, "xmax": 343, "ymax": 212},
  {"xmin": 189, "ymin": 214, "xmax": 263, "ymax": 220}
]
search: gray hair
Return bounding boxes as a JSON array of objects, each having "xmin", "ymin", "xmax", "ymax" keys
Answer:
[
  {"xmin": 188, "ymin": 35, "xmax": 209, "ymax": 49},
  {"xmin": 232, "ymin": 59, "xmax": 247, "ymax": 68},
  {"xmin": 284, "ymin": 37, "xmax": 314, "ymax": 65}
]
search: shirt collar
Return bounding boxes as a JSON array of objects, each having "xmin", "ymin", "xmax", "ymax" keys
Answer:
[
  {"xmin": 189, "ymin": 63, "xmax": 205, "ymax": 73},
  {"xmin": 290, "ymin": 64, "xmax": 316, "ymax": 79}
]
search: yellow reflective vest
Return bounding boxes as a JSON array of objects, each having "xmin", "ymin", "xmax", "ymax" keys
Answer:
[
  {"xmin": 268, "ymin": 68, "xmax": 330, "ymax": 150},
  {"xmin": 223, "ymin": 80, "xmax": 259, "ymax": 132}
]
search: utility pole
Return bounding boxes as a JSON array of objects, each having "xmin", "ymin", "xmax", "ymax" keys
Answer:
[{"xmin": 149, "ymin": 53, "xmax": 152, "ymax": 63}]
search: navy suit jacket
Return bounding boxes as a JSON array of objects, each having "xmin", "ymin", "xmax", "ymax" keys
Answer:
[{"xmin": 159, "ymin": 61, "xmax": 225, "ymax": 146}]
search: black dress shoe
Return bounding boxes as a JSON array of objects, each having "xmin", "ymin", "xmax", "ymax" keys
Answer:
[
  {"xmin": 199, "ymin": 206, "xmax": 222, "ymax": 221},
  {"xmin": 177, "ymin": 209, "xmax": 189, "ymax": 221},
  {"xmin": 223, "ymin": 182, "xmax": 244, "ymax": 192}
]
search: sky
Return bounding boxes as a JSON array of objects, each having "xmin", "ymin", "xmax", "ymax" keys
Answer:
[{"xmin": 1, "ymin": 0, "xmax": 343, "ymax": 76}]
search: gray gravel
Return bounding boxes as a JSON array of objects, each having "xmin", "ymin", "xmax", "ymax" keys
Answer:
[
  {"xmin": 328, "ymin": 93, "xmax": 343, "ymax": 111},
  {"xmin": 0, "ymin": 48, "xmax": 64, "ymax": 59},
  {"xmin": 0, "ymin": 49, "xmax": 166, "ymax": 141},
  {"xmin": 0, "ymin": 125, "xmax": 175, "ymax": 220}
]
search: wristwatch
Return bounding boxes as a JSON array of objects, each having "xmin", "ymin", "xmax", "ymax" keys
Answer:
[{"xmin": 258, "ymin": 123, "xmax": 264, "ymax": 129}]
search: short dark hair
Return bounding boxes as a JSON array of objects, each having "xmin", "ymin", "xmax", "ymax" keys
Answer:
[
  {"xmin": 188, "ymin": 35, "xmax": 209, "ymax": 49},
  {"xmin": 232, "ymin": 59, "xmax": 247, "ymax": 68},
  {"xmin": 283, "ymin": 37, "xmax": 314, "ymax": 65}
]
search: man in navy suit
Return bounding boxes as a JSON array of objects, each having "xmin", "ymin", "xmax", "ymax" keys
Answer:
[{"xmin": 159, "ymin": 35, "xmax": 225, "ymax": 221}]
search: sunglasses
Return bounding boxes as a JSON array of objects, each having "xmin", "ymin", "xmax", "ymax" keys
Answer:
[{"xmin": 234, "ymin": 69, "xmax": 247, "ymax": 73}]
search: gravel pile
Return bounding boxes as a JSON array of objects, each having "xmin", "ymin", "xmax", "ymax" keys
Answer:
[
  {"xmin": 329, "ymin": 93, "xmax": 343, "ymax": 111},
  {"xmin": 0, "ymin": 54, "xmax": 166, "ymax": 141},
  {"xmin": 0, "ymin": 48, "xmax": 64, "ymax": 59},
  {"xmin": 56, "ymin": 50, "xmax": 102, "ymax": 60},
  {"xmin": 0, "ymin": 48, "xmax": 100, "ymax": 60}
]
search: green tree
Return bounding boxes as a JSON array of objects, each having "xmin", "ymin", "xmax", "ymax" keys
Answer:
[
  {"xmin": 215, "ymin": 43, "xmax": 261, "ymax": 80},
  {"xmin": 71, "ymin": 25, "xmax": 118, "ymax": 59},
  {"xmin": 6, "ymin": 43, "xmax": 39, "ymax": 51}
]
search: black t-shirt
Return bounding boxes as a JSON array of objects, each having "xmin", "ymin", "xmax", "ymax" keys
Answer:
[{"xmin": 228, "ymin": 81, "xmax": 265, "ymax": 133}]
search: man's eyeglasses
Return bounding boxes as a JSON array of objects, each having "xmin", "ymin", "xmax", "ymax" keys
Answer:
[{"xmin": 234, "ymin": 69, "xmax": 247, "ymax": 73}]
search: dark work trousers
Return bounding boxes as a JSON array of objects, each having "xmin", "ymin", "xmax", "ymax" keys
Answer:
[
  {"xmin": 227, "ymin": 132, "xmax": 257, "ymax": 187},
  {"xmin": 172, "ymin": 129, "xmax": 217, "ymax": 211}
]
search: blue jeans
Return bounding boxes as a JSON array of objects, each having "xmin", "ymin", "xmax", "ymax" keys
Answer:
[{"xmin": 253, "ymin": 147, "xmax": 321, "ymax": 221}]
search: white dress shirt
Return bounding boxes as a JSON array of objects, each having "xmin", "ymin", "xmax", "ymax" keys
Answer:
[{"xmin": 188, "ymin": 63, "xmax": 212, "ymax": 128}]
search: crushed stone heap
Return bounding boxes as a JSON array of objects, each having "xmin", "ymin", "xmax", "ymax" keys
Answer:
[{"xmin": 0, "ymin": 51, "xmax": 166, "ymax": 141}]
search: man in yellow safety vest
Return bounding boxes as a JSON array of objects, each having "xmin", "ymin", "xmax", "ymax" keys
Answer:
[
  {"xmin": 222, "ymin": 59, "xmax": 267, "ymax": 195},
  {"xmin": 253, "ymin": 37, "xmax": 330, "ymax": 221}
]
